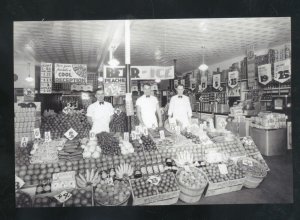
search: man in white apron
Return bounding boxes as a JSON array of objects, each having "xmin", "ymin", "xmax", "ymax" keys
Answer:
[
  {"xmin": 136, "ymin": 83, "xmax": 163, "ymax": 128},
  {"xmin": 86, "ymin": 89, "xmax": 114, "ymax": 134},
  {"xmin": 168, "ymin": 84, "xmax": 192, "ymax": 129}
]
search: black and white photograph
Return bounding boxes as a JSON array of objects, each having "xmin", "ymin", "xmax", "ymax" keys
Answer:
[{"xmin": 13, "ymin": 17, "xmax": 293, "ymax": 208}]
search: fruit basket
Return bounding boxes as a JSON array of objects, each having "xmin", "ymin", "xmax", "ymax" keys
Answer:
[
  {"xmin": 247, "ymin": 153, "xmax": 270, "ymax": 171},
  {"xmin": 63, "ymin": 187, "xmax": 94, "ymax": 207},
  {"xmin": 236, "ymin": 157, "xmax": 267, "ymax": 188},
  {"xmin": 176, "ymin": 167, "xmax": 208, "ymax": 203},
  {"xmin": 130, "ymin": 171, "xmax": 180, "ymax": 206},
  {"xmin": 94, "ymin": 179, "xmax": 131, "ymax": 206},
  {"xmin": 200, "ymin": 162, "xmax": 246, "ymax": 197},
  {"xmin": 16, "ymin": 190, "xmax": 33, "ymax": 208}
]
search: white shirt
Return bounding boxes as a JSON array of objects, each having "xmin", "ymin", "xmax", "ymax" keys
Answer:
[
  {"xmin": 86, "ymin": 101, "xmax": 114, "ymax": 134},
  {"xmin": 168, "ymin": 94, "xmax": 192, "ymax": 128},
  {"xmin": 136, "ymin": 95, "xmax": 159, "ymax": 128}
]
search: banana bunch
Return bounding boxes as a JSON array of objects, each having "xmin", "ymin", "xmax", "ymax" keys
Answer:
[
  {"xmin": 76, "ymin": 169, "xmax": 100, "ymax": 187},
  {"xmin": 116, "ymin": 163, "xmax": 134, "ymax": 179},
  {"xmin": 174, "ymin": 151, "xmax": 194, "ymax": 167}
]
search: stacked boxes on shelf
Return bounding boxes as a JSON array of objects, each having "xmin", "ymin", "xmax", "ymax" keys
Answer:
[{"xmin": 14, "ymin": 102, "xmax": 41, "ymax": 143}]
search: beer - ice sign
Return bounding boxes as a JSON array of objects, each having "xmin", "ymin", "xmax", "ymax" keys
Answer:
[
  {"xmin": 274, "ymin": 59, "xmax": 291, "ymax": 83},
  {"xmin": 258, "ymin": 64, "xmax": 272, "ymax": 85}
]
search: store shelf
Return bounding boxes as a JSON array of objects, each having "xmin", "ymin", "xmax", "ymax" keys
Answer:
[{"xmin": 263, "ymin": 87, "xmax": 291, "ymax": 91}]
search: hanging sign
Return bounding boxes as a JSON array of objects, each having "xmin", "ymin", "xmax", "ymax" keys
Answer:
[
  {"xmin": 71, "ymin": 84, "xmax": 93, "ymax": 91},
  {"xmin": 258, "ymin": 64, "xmax": 272, "ymax": 85},
  {"xmin": 55, "ymin": 63, "xmax": 87, "ymax": 83},
  {"xmin": 228, "ymin": 71, "xmax": 239, "ymax": 88},
  {"xmin": 103, "ymin": 65, "xmax": 126, "ymax": 96},
  {"xmin": 200, "ymin": 75, "xmax": 207, "ymax": 91},
  {"xmin": 213, "ymin": 74, "xmax": 221, "ymax": 89},
  {"xmin": 274, "ymin": 59, "xmax": 291, "ymax": 83},
  {"xmin": 104, "ymin": 66, "xmax": 174, "ymax": 80},
  {"xmin": 40, "ymin": 62, "xmax": 52, "ymax": 94}
]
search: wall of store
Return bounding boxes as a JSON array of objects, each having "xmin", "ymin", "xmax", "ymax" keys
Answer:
[{"xmin": 208, "ymin": 42, "xmax": 291, "ymax": 73}]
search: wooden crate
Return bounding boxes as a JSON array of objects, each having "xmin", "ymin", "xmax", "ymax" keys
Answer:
[{"xmin": 204, "ymin": 178, "xmax": 245, "ymax": 197}]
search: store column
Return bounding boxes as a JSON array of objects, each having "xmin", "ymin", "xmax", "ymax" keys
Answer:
[{"xmin": 125, "ymin": 20, "xmax": 132, "ymax": 132}]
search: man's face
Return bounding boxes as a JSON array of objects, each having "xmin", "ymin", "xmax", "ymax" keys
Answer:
[
  {"xmin": 144, "ymin": 85, "xmax": 151, "ymax": 96},
  {"xmin": 176, "ymin": 86, "xmax": 184, "ymax": 96},
  {"xmin": 95, "ymin": 90, "xmax": 105, "ymax": 102}
]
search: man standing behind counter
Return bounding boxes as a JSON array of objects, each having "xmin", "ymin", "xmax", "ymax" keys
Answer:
[
  {"xmin": 136, "ymin": 83, "xmax": 163, "ymax": 128},
  {"xmin": 168, "ymin": 84, "xmax": 192, "ymax": 129},
  {"xmin": 86, "ymin": 89, "xmax": 114, "ymax": 134}
]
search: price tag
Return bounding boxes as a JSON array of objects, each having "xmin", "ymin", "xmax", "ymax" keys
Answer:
[
  {"xmin": 175, "ymin": 126, "xmax": 181, "ymax": 135},
  {"xmin": 159, "ymin": 130, "xmax": 165, "ymax": 140},
  {"xmin": 124, "ymin": 132, "xmax": 129, "ymax": 142},
  {"xmin": 131, "ymin": 131, "xmax": 137, "ymax": 140},
  {"xmin": 147, "ymin": 176, "xmax": 161, "ymax": 186},
  {"xmin": 143, "ymin": 127, "xmax": 148, "ymax": 136},
  {"xmin": 135, "ymin": 126, "xmax": 141, "ymax": 135},
  {"xmin": 106, "ymin": 177, "xmax": 114, "ymax": 186},
  {"xmin": 64, "ymin": 128, "xmax": 78, "ymax": 140},
  {"xmin": 15, "ymin": 175, "xmax": 25, "ymax": 190},
  {"xmin": 218, "ymin": 164, "xmax": 228, "ymax": 175},
  {"xmin": 242, "ymin": 160, "xmax": 253, "ymax": 167},
  {"xmin": 33, "ymin": 128, "xmax": 41, "ymax": 139},
  {"xmin": 62, "ymin": 107, "xmax": 70, "ymax": 115},
  {"xmin": 169, "ymin": 117, "xmax": 176, "ymax": 131},
  {"xmin": 54, "ymin": 190, "xmax": 72, "ymax": 203},
  {"xmin": 89, "ymin": 130, "xmax": 96, "ymax": 140},
  {"xmin": 20, "ymin": 137, "xmax": 28, "ymax": 148},
  {"xmin": 44, "ymin": 132, "xmax": 51, "ymax": 142}
]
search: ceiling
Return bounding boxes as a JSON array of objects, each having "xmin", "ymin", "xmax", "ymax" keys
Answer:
[{"xmin": 14, "ymin": 18, "xmax": 291, "ymax": 74}]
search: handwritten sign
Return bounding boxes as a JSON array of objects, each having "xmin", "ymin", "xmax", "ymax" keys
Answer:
[
  {"xmin": 89, "ymin": 130, "xmax": 96, "ymax": 141},
  {"xmin": 55, "ymin": 63, "xmax": 87, "ymax": 83},
  {"xmin": 242, "ymin": 159, "xmax": 253, "ymax": 167},
  {"xmin": 64, "ymin": 128, "xmax": 78, "ymax": 140},
  {"xmin": 258, "ymin": 64, "xmax": 272, "ymax": 85},
  {"xmin": 124, "ymin": 132, "xmax": 129, "ymax": 142},
  {"xmin": 159, "ymin": 130, "xmax": 165, "ymax": 140},
  {"xmin": 147, "ymin": 176, "xmax": 161, "ymax": 186},
  {"xmin": 20, "ymin": 137, "xmax": 28, "ymax": 148},
  {"xmin": 54, "ymin": 190, "xmax": 72, "ymax": 203},
  {"xmin": 40, "ymin": 62, "xmax": 52, "ymax": 94},
  {"xmin": 143, "ymin": 127, "xmax": 148, "ymax": 136},
  {"xmin": 131, "ymin": 131, "xmax": 137, "ymax": 140},
  {"xmin": 33, "ymin": 128, "xmax": 41, "ymax": 139},
  {"xmin": 44, "ymin": 132, "xmax": 51, "ymax": 142},
  {"xmin": 228, "ymin": 71, "xmax": 239, "ymax": 88},
  {"xmin": 274, "ymin": 59, "xmax": 291, "ymax": 83},
  {"xmin": 218, "ymin": 164, "xmax": 228, "ymax": 175}
]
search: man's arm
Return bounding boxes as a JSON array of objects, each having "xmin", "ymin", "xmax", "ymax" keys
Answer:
[
  {"xmin": 168, "ymin": 97, "xmax": 174, "ymax": 118},
  {"xmin": 156, "ymin": 103, "xmax": 163, "ymax": 127},
  {"xmin": 136, "ymin": 105, "xmax": 144, "ymax": 126}
]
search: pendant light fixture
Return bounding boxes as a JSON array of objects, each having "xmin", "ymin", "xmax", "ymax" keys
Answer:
[
  {"xmin": 108, "ymin": 45, "xmax": 120, "ymax": 67},
  {"xmin": 25, "ymin": 62, "xmax": 34, "ymax": 82},
  {"xmin": 199, "ymin": 46, "xmax": 208, "ymax": 71}
]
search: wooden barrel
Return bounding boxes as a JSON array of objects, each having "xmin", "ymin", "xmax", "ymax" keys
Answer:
[{"xmin": 176, "ymin": 168, "xmax": 208, "ymax": 203}]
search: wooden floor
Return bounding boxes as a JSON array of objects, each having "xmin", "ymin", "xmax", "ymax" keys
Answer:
[{"xmin": 176, "ymin": 150, "xmax": 293, "ymax": 205}]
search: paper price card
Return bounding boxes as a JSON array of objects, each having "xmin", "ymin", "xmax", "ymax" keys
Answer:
[
  {"xmin": 124, "ymin": 132, "xmax": 129, "ymax": 142},
  {"xmin": 159, "ymin": 130, "xmax": 165, "ymax": 140},
  {"xmin": 89, "ymin": 130, "xmax": 97, "ymax": 140},
  {"xmin": 135, "ymin": 126, "xmax": 141, "ymax": 135},
  {"xmin": 20, "ymin": 137, "xmax": 28, "ymax": 148},
  {"xmin": 15, "ymin": 175, "xmax": 25, "ymax": 191},
  {"xmin": 147, "ymin": 176, "xmax": 161, "ymax": 186},
  {"xmin": 186, "ymin": 127, "xmax": 191, "ymax": 133},
  {"xmin": 143, "ymin": 127, "xmax": 148, "ymax": 136},
  {"xmin": 54, "ymin": 190, "xmax": 72, "ymax": 203},
  {"xmin": 175, "ymin": 126, "xmax": 181, "ymax": 135},
  {"xmin": 33, "ymin": 128, "xmax": 41, "ymax": 139},
  {"xmin": 62, "ymin": 107, "xmax": 70, "ymax": 115},
  {"xmin": 64, "ymin": 128, "xmax": 78, "ymax": 140},
  {"xmin": 242, "ymin": 159, "xmax": 253, "ymax": 167},
  {"xmin": 169, "ymin": 117, "xmax": 176, "ymax": 131},
  {"xmin": 218, "ymin": 164, "xmax": 228, "ymax": 175},
  {"xmin": 131, "ymin": 131, "xmax": 137, "ymax": 140},
  {"xmin": 44, "ymin": 132, "xmax": 51, "ymax": 142}
]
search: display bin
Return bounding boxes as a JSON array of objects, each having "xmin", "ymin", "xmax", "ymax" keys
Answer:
[
  {"xmin": 250, "ymin": 127, "xmax": 287, "ymax": 156},
  {"xmin": 204, "ymin": 178, "xmax": 245, "ymax": 197}
]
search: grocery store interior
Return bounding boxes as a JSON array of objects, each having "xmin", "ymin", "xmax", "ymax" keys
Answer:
[{"xmin": 14, "ymin": 18, "xmax": 293, "ymax": 207}]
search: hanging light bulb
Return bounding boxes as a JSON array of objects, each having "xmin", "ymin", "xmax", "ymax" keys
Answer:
[
  {"xmin": 108, "ymin": 46, "xmax": 120, "ymax": 68},
  {"xmin": 25, "ymin": 63, "xmax": 34, "ymax": 82},
  {"xmin": 155, "ymin": 78, "xmax": 161, "ymax": 83},
  {"xmin": 199, "ymin": 46, "xmax": 208, "ymax": 71},
  {"xmin": 98, "ymin": 77, "xmax": 104, "ymax": 82}
]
